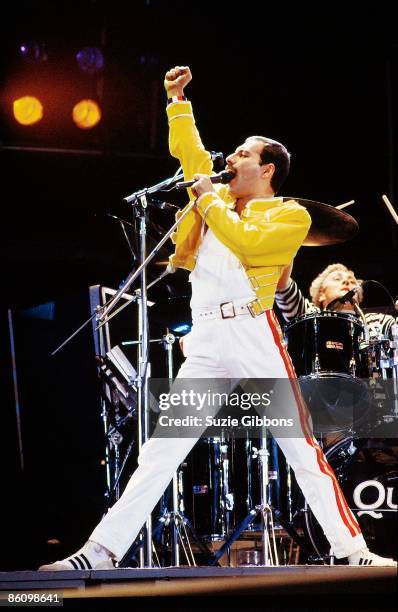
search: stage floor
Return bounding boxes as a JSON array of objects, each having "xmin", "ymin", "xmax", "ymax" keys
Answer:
[{"xmin": 0, "ymin": 565, "xmax": 396, "ymax": 609}]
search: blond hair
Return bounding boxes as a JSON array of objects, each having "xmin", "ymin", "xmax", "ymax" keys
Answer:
[{"xmin": 309, "ymin": 263, "xmax": 363, "ymax": 308}]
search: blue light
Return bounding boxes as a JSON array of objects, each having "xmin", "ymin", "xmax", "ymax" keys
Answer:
[
  {"xmin": 76, "ymin": 47, "xmax": 104, "ymax": 74},
  {"xmin": 21, "ymin": 302, "xmax": 55, "ymax": 321},
  {"xmin": 171, "ymin": 323, "xmax": 192, "ymax": 333}
]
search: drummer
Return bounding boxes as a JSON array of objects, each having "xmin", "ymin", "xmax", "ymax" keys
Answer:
[{"xmin": 275, "ymin": 262, "xmax": 395, "ymax": 337}]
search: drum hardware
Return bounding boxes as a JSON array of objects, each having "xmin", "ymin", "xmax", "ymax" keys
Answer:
[
  {"xmin": 313, "ymin": 315, "xmax": 321, "ymax": 374},
  {"xmin": 183, "ymin": 436, "xmax": 234, "ymax": 546},
  {"xmin": 153, "ymin": 508, "xmax": 218, "ymax": 567},
  {"xmin": 391, "ymin": 322, "xmax": 398, "ymax": 419},
  {"xmin": 208, "ymin": 433, "xmax": 305, "ymax": 567},
  {"xmin": 353, "ymin": 302, "xmax": 370, "ymax": 346},
  {"xmin": 349, "ymin": 311, "xmax": 361, "ymax": 376},
  {"xmin": 361, "ymin": 323, "xmax": 398, "ymax": 423}
]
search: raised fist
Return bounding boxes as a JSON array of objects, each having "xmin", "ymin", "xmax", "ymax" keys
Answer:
[{"xmin": 164, "ymin": 66, "xmax": 192, "ymax": 96}]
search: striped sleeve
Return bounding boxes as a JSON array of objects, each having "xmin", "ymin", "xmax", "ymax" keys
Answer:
[
  {"xmin": 364, "ymin": 312, "xmax": 396, "ymax": 338},
  {"xmin": 274, "ymin": 279, "xmax": 318, "ymax": 323}
]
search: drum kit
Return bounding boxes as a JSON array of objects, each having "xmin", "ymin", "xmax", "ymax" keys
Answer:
[
  {"xmin": 284, "ymin": 306, "xmax": 398, "ymax": 563},
  {"xmin": 91, "ymin": 194, "xmax": 397, "ymax": 567},
  {"xmin": 150, "ymin": 198, "xmax": 397, "ymax": 566}
]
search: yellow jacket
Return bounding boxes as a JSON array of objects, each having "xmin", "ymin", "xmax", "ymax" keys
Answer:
[{"xmin": 167, "ymin": 101, "xmax": 311, "ymax": 313}]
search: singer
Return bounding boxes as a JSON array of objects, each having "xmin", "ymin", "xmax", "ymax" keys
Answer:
[
  {"xmin": 275, "ymin": 262, "xmax": 395, "ymax": 337},
  {"xmin": 39, "ymin": 66, "xmax": 396, "ymax": 572}
]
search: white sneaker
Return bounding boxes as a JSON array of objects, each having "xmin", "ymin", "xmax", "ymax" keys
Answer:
[
  {"xmin": 38, "ymin": 540, "xmax": 115, "ymax": 571},
  {"xmin": 348, "ymin": 548, "xmax": 397, "ymax": 567}
]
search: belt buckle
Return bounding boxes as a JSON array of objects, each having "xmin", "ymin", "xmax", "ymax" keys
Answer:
[
  {"xmin": 247, "ymin": 300, "xmax": 263, "ymax": 318},
  {"xmin": 220, "ymin": 302, "xmax": 236, "ymax": 319}
]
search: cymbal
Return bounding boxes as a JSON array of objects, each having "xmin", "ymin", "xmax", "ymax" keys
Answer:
[
  {"xmin": 283, "ymin": 197, "xmax": 359, "ymax": 246},
  {"xmin": 153, "ymin": 197, "xmax": 359, "ymax": 251}
]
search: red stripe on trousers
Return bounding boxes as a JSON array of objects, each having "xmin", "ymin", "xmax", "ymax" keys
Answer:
[{"xmin": 265, "ymin": 309, "xmax": 361, "ymax": 537}]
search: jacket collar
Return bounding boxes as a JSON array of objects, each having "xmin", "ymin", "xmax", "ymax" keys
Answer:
[{"xmin": 240, "ymin": 197, "xmax": 284, "ymax": 215}]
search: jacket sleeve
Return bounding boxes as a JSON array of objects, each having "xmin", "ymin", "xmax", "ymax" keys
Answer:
[
  {"xmin": 167, "ymin": 101, "xmax": 213, "ymax": 201},
  {"xmin": 195, "ymin": 193, "xmax": 311, "ymax": 267}
]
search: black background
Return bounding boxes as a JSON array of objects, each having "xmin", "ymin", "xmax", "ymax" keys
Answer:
[{"xmin": 1, "ymin": 1, "xmax": 397, "ymax": 570}]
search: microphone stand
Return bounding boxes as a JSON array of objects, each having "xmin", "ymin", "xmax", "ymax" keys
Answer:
[
  {"xmin": 94, "ymin": 185, "xmax": 196, "ymax": 568},
  {"xmin": 50, "ymin": 169, "xmax": 195, "ymax": 568},
  {"xmin": 132, "ymin": 193, "xmax": 153, "ymax": 568},
  {"xmin": 123, "ymin": 171, "xmax": 183, "ymax": 204},
  {"xmin": 48, "ymin": 168, "xmax": 209, "ymax": 567}
]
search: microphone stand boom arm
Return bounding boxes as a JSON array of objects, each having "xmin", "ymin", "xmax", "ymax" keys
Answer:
[{"xmin": 96, "ymin": 199, "xmax": 196, "ymax": 328}]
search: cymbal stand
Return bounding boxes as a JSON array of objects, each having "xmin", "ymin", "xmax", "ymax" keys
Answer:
[
  {"xmin": 256, "ymin": 435, "xmax": 279, "ymax": 564},
  {"xmin": 154, "ymin": 331, "xmax": 214, "ymax": 567},
  {"xmin": 123, "ymin": 331, "xmax": 183, "ymax": 566},
  {"xmin": 161, "ymin": 330, "xmax": 182, "ymax": 566},
  {"xmin": 131, "ymin": 196, "xmax": 152, "ymax": 568},
  {"xmin": 388, "ymin": 320, "xmax": 398, "ymax": 419},
  {"xmin": 208, "ymin": 432, "xmax": 278, "ymax": 565}
]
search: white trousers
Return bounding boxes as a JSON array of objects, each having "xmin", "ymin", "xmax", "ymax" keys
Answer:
[{"xmin": 90, "ymin": 310, "xmax": 365, "ymax": 560}]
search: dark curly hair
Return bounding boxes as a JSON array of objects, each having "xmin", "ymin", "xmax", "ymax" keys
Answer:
[{"xmin": 245, "ymin": 136, "xmax": 291, "ymax": 194}]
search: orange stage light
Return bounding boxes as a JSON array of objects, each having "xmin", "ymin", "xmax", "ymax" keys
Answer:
[
  {"xmin": 72, "ymin": 99, "xmax": 101, "ymax": 129},
  {"xmin": 13, "ymin": 95, "xmax": 43, "ymax": 125}
]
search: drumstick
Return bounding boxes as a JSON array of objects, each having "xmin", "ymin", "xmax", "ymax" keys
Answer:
[
  {"xmin": 335, "ymin": 200, "xmax": 355, "ymax": 210},
  {"xmin": 381, "ymin": 194, "xmax": 398, "ymax": 225}
]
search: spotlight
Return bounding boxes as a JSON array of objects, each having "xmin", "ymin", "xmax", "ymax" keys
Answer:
[
  {"xmin": 13, "ymin": 96, "xmax": 43, "ymax": 126},
  {"xmin": 19, "ymin": 41, "xmax": 48, "ymax": 62},
  {"xmin": 76, "ymin": 46, "xmax": 104, "ymax": 74},
  {"xmin": 72, "ymin": 99, "xmax": 101, "ymax": 129}
]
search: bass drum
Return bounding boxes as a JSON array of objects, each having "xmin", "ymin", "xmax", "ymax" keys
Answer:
[{"xmin": 304, "ymin": 433, "xmax": 398, "ymax": 561}]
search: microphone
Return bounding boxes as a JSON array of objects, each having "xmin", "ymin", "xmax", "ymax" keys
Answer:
[
  {"xmin": 175, "ymin": 170, "xmax": 236, "ymax": 190},
  {"xmin": 326, "ymin": 286, "xmax": 361, "ymax": 311}
]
